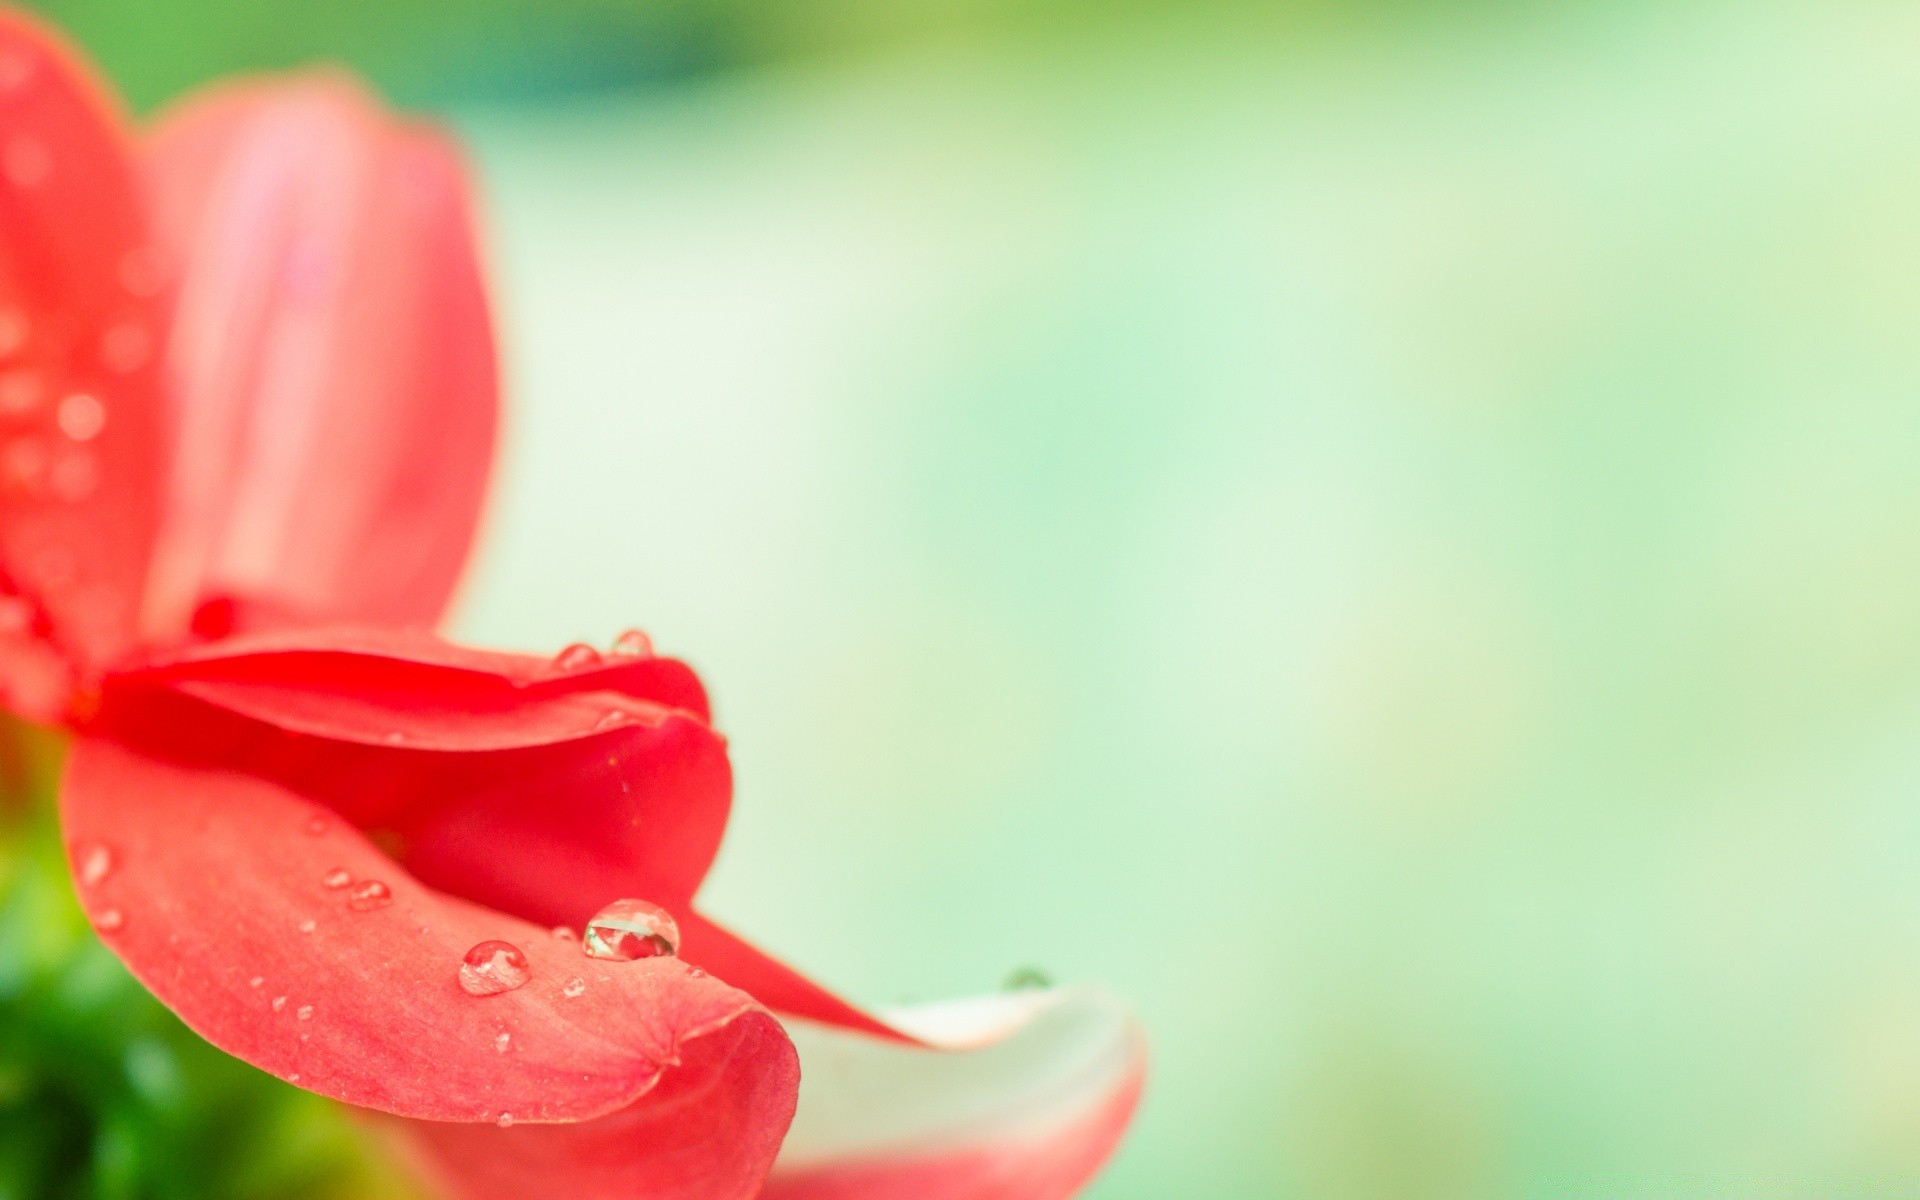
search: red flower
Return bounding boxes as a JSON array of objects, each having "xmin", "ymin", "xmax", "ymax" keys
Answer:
[{"xmin": 0, "ymin": 10, "xmax": 1144, "ymax": 1199}]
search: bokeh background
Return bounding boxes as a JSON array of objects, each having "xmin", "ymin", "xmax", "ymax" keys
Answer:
[{"xmin": 31, "ymin": 0, "xmax": 1920, "ymax": 1194}]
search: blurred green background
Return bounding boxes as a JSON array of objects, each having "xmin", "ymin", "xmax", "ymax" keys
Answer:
[{"xmin": 38, "ymin": 0, "xmax": 1920, "ymax": 1194}]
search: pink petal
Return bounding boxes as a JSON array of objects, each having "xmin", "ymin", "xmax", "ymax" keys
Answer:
[
  {"xmin": 401, "ymin": 1020, "xmax": 798, "ymax": 1200},
  {"xmin": 93, "ymin": 628, "xmax": 729, "ymax": 916},
  {"xmin": 0, "ymin": 10, "xmax": 168, "ymax": 713},
  {"xmin": 60, "ymin": 735, "xmax": 795, "ymax": 1137},
  {"xmin": 140, "ymin": 75, "xmax": 496, "ymax": 640},
  {"xmin": 766, "ymin": 988, "xmax": 1146, "ymax": 1200}
]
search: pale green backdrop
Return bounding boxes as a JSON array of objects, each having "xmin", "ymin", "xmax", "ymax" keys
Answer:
[{"xmin": 440, "ymin": 3, "xmax": 1920, "ymax": 1195}]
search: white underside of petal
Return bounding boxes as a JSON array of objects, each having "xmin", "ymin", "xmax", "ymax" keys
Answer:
[{"xmin": 774, "ymin": 985, "xmax": 1144, "ymax": 1170}]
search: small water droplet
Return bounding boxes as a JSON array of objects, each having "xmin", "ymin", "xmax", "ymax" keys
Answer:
[
  {"xmin": 494, "ymin": 1031, "xmax": 511, "ymax": 1053},
  {"xmin": 687, "ymin": 967, "xmax": 708, "ymax": 980},
  {"xmin": 5, "ymin": 137, "xmax": 49, "ymax": 187},
  {"xmin": 99, "ymin": 323, "xmax": 150, "ymax": 373},
  {"xmin": 611, "ymin": 629, "xmax": 652, "ymax": 657},
  {"xmin": 296, "ymin": 1005, "xmax": 313, "ymax": 1021},
  {"xmin": 298, "ymin": 919, "xmax": 317, "ymax": 934},
  {"xmin": 0, "ymin": 310, "xmax": 27, "ymax": 357},
  {"xmin": 304, "ymin": 816, "xmax": 328, "ymax": 836},
  {"xmin": 0, "ymin": 51, "xmax": 35, "ymax": 93},
  {"xmin": 94, "ymin": 908, "xmax": 123, "ymax": 932},
  {"xmin": 562, "ymin": 977, "xmax": 586, "ymax": 998},
  {"xmin": 553, "ymin": 643, "xmax": 601, "ymax": 671},
  {"xmin": 48, "ymin": 447, "xmax": 97, "ymax": 501},
  {"xmin": 593, "ymin": 709, "xmax": 625, "ymax": 730},
  {"xmin": 249, "ymin": 976, "xmax": 264, "ymax": 989},
  {"xmin": 322, "ymin": 867, "xmax": 352, "ymax": 889},
  {"xmin": 347, "ymin": 879, "xmax": 392, "ymax": 911},
  {"xmin": 0, "ymin": 368, "xmax": 37, "ymax": 417},
  {"xmin": 496, "ymin": 1112, "xmax": 514, "ymax": 1128},
  {"xmin": 459, "ymin": 940, "xmax": 531, "ymax": 996},
  {"xmin": 287, "ymin": 1072, "xmax": 300, "ymax": 1083},
  {"xmin": 2, "ymin": 435, "xmax": 46, "ymax": 492},
  {"xmin": 384, "ymin": 730, "xmax": 405, "ymax": 744},
  {"xmin": 582, "ymin": 899, "xmax": 679, "ymax": 961},
  {"xmin": 272, "ymin": 996, "xmax": 287, "ymax": 1012},
  {"xmin": 56, "ymin": 393, "xmax": 104, "ymax": 442},
  {"xmin": 74, "ymin": 841, "xmax": 113, "ymax": 887},
  {"xmin": 1003, "ymin": 966, "xmax": 1053, "ymax": 991},
  {"xmin": 550, "ymin": 926, "xmax": 576, "ymax": 941}
]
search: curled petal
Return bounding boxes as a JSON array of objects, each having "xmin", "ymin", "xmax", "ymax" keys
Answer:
[
  {"xmin": 766, "ymin": 988, "xmax": 1146, "ymax": 1200},
  {"xmin": 140, "ymin": 75, "xmax": 496, "ymax": 639},
  {"xmin": 0, "ymin": 10, "xmax": 167, "ymax": 712},
  {"xmin": 60, "ymin": 735, "xmax": 797, "ymax": 1145},
  {"xmin": 123, "ymin": 622, "xmax": 711, "ymax": 721},
  {"xmin": 402, "ymin": 1019, "xmax": 799, "ymax": 1200},
  {"xmin": 92, "ymin": 627, "xmax": 728, "ymax": 919},
  {"xmin": 679, "ymin": 911, "xmax": 912, "ymax": 1043}
]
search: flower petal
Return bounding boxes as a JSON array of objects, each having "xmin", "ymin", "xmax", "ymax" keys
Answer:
[
  {"xmin": 59, "ymin": 733, "xmax": 797, "ymax": 1144},
  {"xmin": 400, "ymin": 1019, "xmax": 798, "ymax": 1200},
  {"xmin": 764, "ymin": 988, "xmax": 1146, "ymax": 1200},
  {"xmin": 91, "ymin": 628, "xmax": 728, "ymax": 917},
  {"xmin": 0, "ymin": 10, "xmax": 167, "ymax": 713},
  {"xmin": 679, "ymin": 910, "xmax": 913, "ymax": 1043},
  {"xmin": 123, "ymin": 622, "xmax": 712, "ymax": 723},
  {"xmin": 139, "ymin": 75, "xmax": 496, "ymax": 639}
]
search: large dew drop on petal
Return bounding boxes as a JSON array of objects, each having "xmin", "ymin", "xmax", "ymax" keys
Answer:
[
  {"xmin": 458, "ymin": 939, "xmax": 530, "ymax": 996},
  {"xmin": 582, "ymin": 899, "xmax": 678, "ymax": 962}
]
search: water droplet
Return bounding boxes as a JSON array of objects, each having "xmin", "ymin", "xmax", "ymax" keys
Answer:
[
  {"xmin": 298, "ymin": 919, "xmax": 317, "ymax": 934},
  {"xmin": 322, "ymin": 868, "xmax": 352, "ymax": 889},
  {"xmin": 384, "ymin": 730, "xmax": 406, "ymax": 744},
  {"xmin": 593, "ymin": 709, "xmax": 625, "ymax": 730},
  {"xmin": 494, "ymin": 1031, "xmax": 511, "ymax": 1053},
  {"xmin": 687, "ymin": 967, "xmax": 708, "ymax": 980},
  {"xmin": 56, "ymin": 393, "xmax": 104, "ymax": 441},
  {"xmin": 94, "ymin": 908, "xmax": 123, "ymax": 932},
  {"xmin": 2, "ymin": 435, "xmax": 46, "ymax": 492},
  {"xmin": 304, "ymin": 816, "xmax": 328, "ymax": 836},
  {"xmin": 74, "ymin": 841, "xmax": 113, "ymax": 887},
  {"xmin": 496, "ymin": 1112, "xmax": 514, "ymax": 1128},
  {"xmin": 48, "ymin": 447, "xmax": 97, "ymax": 501},
  {"xmin": 611, "ymin": 629, "xmax": 652, "ymax": 657},
  {"xmin": 249, "ymin": 976, "xmax": 264, "ymax": 989},
  {"xmin": 1003, "ymin": 966, "xmax": 1053, "ymax": 991},
  {"xmin": 459, "ymin": 940, "xmax": 530, "ymax": 996},
  {"xmin": 272, "ymin": 996, "xmax": 287, "ymax": 1012},
  {"xmin": 287, "ymin": 1072, "xmax": 300, "ymax": 1083},
  {"xmin": 0, "ymin": 595, "xmax": 29, "ymax": 634},
  {"xmin": 582, "ymin": 899, "xmax": 679, "ymax": 961},
  {"xmin": 0, "ymin": 368, "xmax": 36, "ymax": 417},
  {"xmin": 296, "ymin": 1005, "xmax": 313, "ymax": 1021},
  {"xmin": 553, "ymin": 643, "xmax": 601, "ymax": 671},
  {"xmin": 562, "ymin": 977, "xmax": 586, "ymax": 998},
  {"xmin": 550, "ymin": 926, "xmax": 576, "ymax": 941},
  {"xmin": 5, "ymin": 137, "xmax": 49, "ymax": 187},
  {"xmin": 0, "ymin": 309, "xmax": 27, "ymax": 357},
  {"xmin": 0, "ymin": 51, "xmax": 35, "ymax": 93},
  {"xmin": 347, "ymin": 880, "xmax": 392, "ymax": 911},
  {"xmin": 100, "ymin": 322, "xmax": 151, "ymax": 373}
]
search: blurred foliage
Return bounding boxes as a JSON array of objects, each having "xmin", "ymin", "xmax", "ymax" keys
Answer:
[
  {"xmin": 17, "ymin": 0, "xmax": 1590, "ymax": 112},
  {"xmin": 0, "ymin": 726, "xmax": 418, "ymax": 1200}
]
